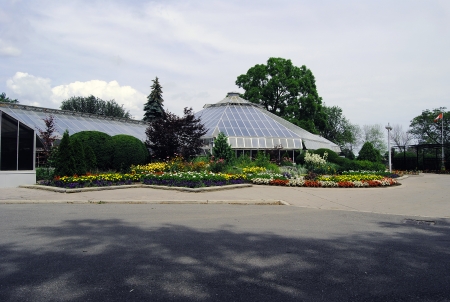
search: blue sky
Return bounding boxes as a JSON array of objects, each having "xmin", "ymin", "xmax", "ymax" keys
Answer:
[{"xmin": 1, "ymin": 0, "xmax": 449, "ymax": 133}]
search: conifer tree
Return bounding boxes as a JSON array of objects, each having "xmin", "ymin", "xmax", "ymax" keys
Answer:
[
  {"xmin": 143, "ymin": 77, "xmax": 165, "ymax": 122},
  {"xmin": 212, "ymin": 132, "xmax": 234, "ymax": 163},
  {"xmin": 54, "ymin": 130, "xmax": 77, "ymax": 177}
]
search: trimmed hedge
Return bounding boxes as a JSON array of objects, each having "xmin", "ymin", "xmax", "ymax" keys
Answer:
[
  {"xmin": 111, "ymin": 135, "xmax": 148, "ymax": 172},
  {"xmin": 71, "ymin": 131, "xmax": 114, "ymax": 170}
]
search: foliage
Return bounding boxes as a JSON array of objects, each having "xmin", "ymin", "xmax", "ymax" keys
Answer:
[
  {"xmin": 36, "ymin": 114, "xmax": 57, "ymax": 166},
  {"xmin": 394, "ymin": 151, "xmax": 416, "ymax": 158},
  {"xmin": 145, "ymin": 107, "xmax": 207, "ymax": 160},
  {"xmin": 304, "ymin": 151, "xmax": 328, "ymax": 173},
  {"xmin": 111, "ymin": 135, "xmax": 148, "ymax": 173},
  {"xmin": 53, "ymin": 130, "xmax": 77, "ymax": 177},
  {"xmin": 71, "ymin": 138, "xmax": 87, "ymax": 175},
  {"xmin": 84, "ymin": 145, "xmax": 97, "ymax": 172},
  {"xmin": 0, "ymin": 92, "xmax": 18, "ymax": 103},
  {"xmin": 235, "ymin": 57, "xmax": 326, "ymax": 134},
  {"xmin": 357, "ymin": 142, "xmax": 382, "ymax": 162},
  {"xmin": 141, "ymin": 171, "xmax": 246, "ymax": 188},
  {"xmin": 313, "ymin": 148, "xmax": 340, "ymax": 163},
  {"xmin": 208, "ymin": 157, "xmax": 227, "ymax": 173},
  {"xmin": 70, "ymin": 131, "xmax": 114, "ymax": 170},
  {"xmin": 143, "ymin": 77, "xmax": 165, "ymax": 122},
  {"xmin": 254, "ymin": 151, "xmax": 271, "ymax": 168},
  {"xmin": 321, "ymin": 105, "xmax": 359, "ymax": 149},
  {"xmin": 212, "ymin": 132, "xmax": 234, "ymax": 163},
  {"xmin": 60, "ymin": 95, "xmax": 131, "ymax": 118},
  {"xmin": 362, "ymin": 124, "xmax": 387, "ymax": 153},
  {"xmin": 409, "ymin": 107, "xmax": 449, "ymax": 144},
  {"xmin": 36, "ymin": 167, "xmax": 54, "ymax": 181}
]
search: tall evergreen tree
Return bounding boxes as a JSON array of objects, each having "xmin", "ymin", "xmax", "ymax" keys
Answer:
[
  {"xmin": 143, "ymin": 77, "xmax": 165, "ymax": 122},
  {"xmin": 212, "ymin": 132, "xmax": 234, "ymax": 163},
  {"xmin": 54, "ymin": 130, "xmax": 77, "ymax": 177}
]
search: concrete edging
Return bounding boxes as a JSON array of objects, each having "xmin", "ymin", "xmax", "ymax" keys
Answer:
[{"xmin": 19, "ymin": 183, "xmax": 253, "ymax": 193}]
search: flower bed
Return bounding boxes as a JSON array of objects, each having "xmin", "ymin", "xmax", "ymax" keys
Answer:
[
  {"xmin": 141, "ymin": 172, "xmax": 247, "ymax": 188},
  {"xmin": 40, "ymin": 173, "xmax": 140, "ymax": 188}
]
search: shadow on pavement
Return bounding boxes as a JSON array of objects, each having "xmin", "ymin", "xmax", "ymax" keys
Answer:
[{"xmin": 1, "ymin": 218, "xmax": 450, "ymax": 301}]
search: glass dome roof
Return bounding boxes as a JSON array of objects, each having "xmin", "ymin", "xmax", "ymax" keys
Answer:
[{"xmin": 195, "ymin": 93, "xmax": 340, "ymax": 152}]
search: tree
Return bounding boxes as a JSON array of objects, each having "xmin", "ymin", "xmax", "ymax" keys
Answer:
[
  {"xmin": 235, "ymin": 57, "xmax": 326, "ymax": 134},
  {"xmin": 390, "ymin": 124, "xmax": 413, "ymax": 147},
  {"xmin": 60, "ymin": 95, "xmax": 131, "ymax": 118},
  {"xmin": 53, "ymin": 130, "xmax": 77, "ymax": 177},
  {"xmin": 212, "ymin": 132, "xmax": 234, "ymax": 163},
  {"xmin": 0, "ymin": 92, "xmax": 18, "ymax": 103},
  {"xmin": 320, "ymin": 105, "xmax": 359, "ymax": 149},
  {"xmin": 409, "ymin": 107, "xmax": 449, "ymax": 144},
  {"xmin": 145, "ymin": 108, "xmax": 207, "ymax": 160},
  {"xmin": 36, "ymin": 114, "xmax": 57, "ymax": 165},
  {"xmin": 143, "ymin": 77, "xmax": 165, "ymax": 122},
  {"xmin": 361, "ymin": 124, "xmax": 387, "ymax": 153},
  {"xmin": 357, "ymin": 142, "xmax": 382, "ymax": 162}
]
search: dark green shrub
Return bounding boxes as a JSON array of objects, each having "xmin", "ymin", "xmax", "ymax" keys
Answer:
[
  {"xmin": 71, "ymin": 138, "xmax": 87, "ymax": 175},
  {"xmin": 71, "ymin": 131, "xmax": 114, "ymax": 170},
  {"xmin": 54, "ymin": 130, "xmax": 76, "ymax": 177},
  {"xmin": 111, "ymin": 135, "xmax": 148, "ymax": 172},
  {"xmin": 394, "ymin": 151, "xmax": 416, "ymax": 158},
  {"xmin": 254, "ymin": 151, "xmax": 271, "ymax": 168},
  {"xmin": 36, "ymin": 167, "xmax": 54, "ymax": 181},
  {"xmin": 212, "ymin": 132, "xmax": 234, "ymax": 164},
  {"xmin": 84, "ymin": 145, "xmax": 97, "ymax": 172},
  {"xmin": 314, "ymin": 148, "xmax": 340, "ymax": 163},
  {"xmin": 357, "ymin": 142, "xmax": 382, "ymax": 162},
  {"xmin": 295, "ymin": 152, "xmax": 306, "ymax": 165}
]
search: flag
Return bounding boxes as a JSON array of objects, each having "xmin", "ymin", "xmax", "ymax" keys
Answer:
[{"xmin": 434, "ymin": 113, "xmax": 443, "ymax": 122}]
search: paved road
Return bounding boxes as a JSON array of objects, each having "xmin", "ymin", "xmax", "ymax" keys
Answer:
[
  {"xmin": 1, "ymin": 174, "xmax": 449, "ymax": 217},
  {"xmin": 0, "ymin": 204, "xmax": 449, "ymax": 301}
]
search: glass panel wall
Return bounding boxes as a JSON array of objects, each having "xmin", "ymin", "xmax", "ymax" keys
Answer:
[
  {"xmin": 18, "ymin": 123, "xmax": 34, "ymax": 170},
  {"xmin": 1, "ymin": 113, "xmax": 18, "ymax": 170}
]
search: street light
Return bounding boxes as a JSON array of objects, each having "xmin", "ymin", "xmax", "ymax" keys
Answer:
[{"xmin": 385, "ymin": 123, "xmax": 392, "ymax": 173}]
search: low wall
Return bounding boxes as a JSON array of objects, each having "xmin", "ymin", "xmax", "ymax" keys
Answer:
[{"xmin": 0, "ymin": 171, "xmax": 36, "ymax": 188}]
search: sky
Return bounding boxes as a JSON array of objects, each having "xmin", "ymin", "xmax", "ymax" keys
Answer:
[{"xmin": 1, "ymin": 0, "xmax": 449, "ymax": 136}]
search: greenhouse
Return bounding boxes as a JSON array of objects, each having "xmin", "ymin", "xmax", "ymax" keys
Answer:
[
  {"xmin": 0, "ymin": 102, "xmax": 148, "ymax": 187},
  {"xmin": 195, "ymin": 92, "xmax": 340, "ymax": 157}
]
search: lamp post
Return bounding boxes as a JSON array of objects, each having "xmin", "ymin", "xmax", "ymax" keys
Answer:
[{"xmin": 385, "ymin": 123, "xmax": 392, "ymax": 173}]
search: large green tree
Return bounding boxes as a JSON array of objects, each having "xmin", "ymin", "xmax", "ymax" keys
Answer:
[
  {"xmin": 235, "ymin": 57, "xmax": 326, "ymax": 134},
  {"xmin": 409, "ymin": 107, "xmax": 449, "ymax": 144},
  {"xmin": 60, "ymin": 95, "xmax": 131, "ymax": 118},
  {"xmin": 320, "ymin": 105, "xmax": 359, "ymax": 150},
  {"xmin": 0, "ymin": 92, "xmax": 18, "ymax": 103},
  {"xmin": 361, "ymin": 124, "xmax": 386, "ymax": 154},
  {"xmin": 143, "ymin": 77, "xmax": 165, "ymax": 122}
]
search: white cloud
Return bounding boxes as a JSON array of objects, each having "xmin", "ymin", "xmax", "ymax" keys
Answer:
[
  {"xmin": 6, "ymin": 72, "xmax": 52, "ymax": 103},
  {"xmin": 6, "ymin": 72, "xmax": 147, "ymax": 120},
  {"xmin": 51, "ymin": 80, "xmax": 146, "ymax": 119},
  {"xmin": 0, "ymin": 39, "xmax": 21, "ymax": 56}
]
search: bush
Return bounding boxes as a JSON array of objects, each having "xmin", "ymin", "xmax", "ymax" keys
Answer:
[
  {"xmin": 36, "ymin": 167, "xmax": 54, "ymax": 181},
  {"xmin": 338, "ymin": 159, "xmax": 385, "ymax": 172},
  {"xmin": 71, "ymin": 131, "xmax": 114, "ymax": 170},
  {"xmin": 314, "ymin": 149, "xmax": 340, "ymax": 163},
  {"xmin": 111, "ymin": 135, "xmax": 148, "ymax": 172},
  {"xmin": 212, "ymin": 132, "xmax": 235, "ymax": 164},
  {"xmin": 54, "ymin": 130, "xmax": 77, "ymax": 177},
  {"xmin": 357, "ymin": 142, "xmax": 382, "ymax": 162},
  {"xmin": 71, "ymin": 138, "xmax": 87, "ymax": 175},
  {"xmin": 254, "ymin": 151, "xmax": 271, "ymax": 168},
  {"xmin": 295, "ymin": 152, "xmax": 306, "ymax": 165}
]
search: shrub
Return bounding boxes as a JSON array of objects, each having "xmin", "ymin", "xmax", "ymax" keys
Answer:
[
  {"xmin": 357, "ymin": 142, "xmax": 382, "ymax": 162},
  {"xmin": 254, "ymin": 151, "xmax": 271, "ymax": 168},
  {"xmin": 314, "ymin": 149, "xmax": 340, "ymax": 163},
  {"xmin": 71, "ymin": 131, "xmax": 114, "ymax": 170},
  {"xmin": 54, "ymin": 130, "xmax": 77, "ymax": 177},
  {"xmin": 295, "ymin": 152, "xmax": 306, "ymax": 165},
  {"xmin": 111, "ymin": 135, "xmax": 148, "ymax": 172},
  {"xmin": 71, "ymin": 138, "xmax": 87, "ymax": 175},
  {"xmin": 212, "ymin": 132, "xmax": 235, "ymax": 164}
]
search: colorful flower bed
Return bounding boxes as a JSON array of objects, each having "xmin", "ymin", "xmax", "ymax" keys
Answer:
[
  {"xmin": 41, "ymin": 173, "xmax": 141, "ymax": 188},
  {"xmin": 141, "ymin": 171, "xmax": 246, "ymax": 188}
]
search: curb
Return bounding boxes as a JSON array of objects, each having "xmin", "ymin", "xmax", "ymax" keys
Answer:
[
  {"xmin": 19, "ymin": 183, "xmax": 253, "ymax": 193},
  {"xmin": 0, "ymin": 199, "xmax": 286, "ymax": 205}
]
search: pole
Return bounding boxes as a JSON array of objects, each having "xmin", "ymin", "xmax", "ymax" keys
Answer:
[
  {"xmin": 386, "ymin": 123, "xmax": 392, "ymax": 173},
  {"xmin": 442, "ymin": 115, "xmax": 445, "ymax": 170}
]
